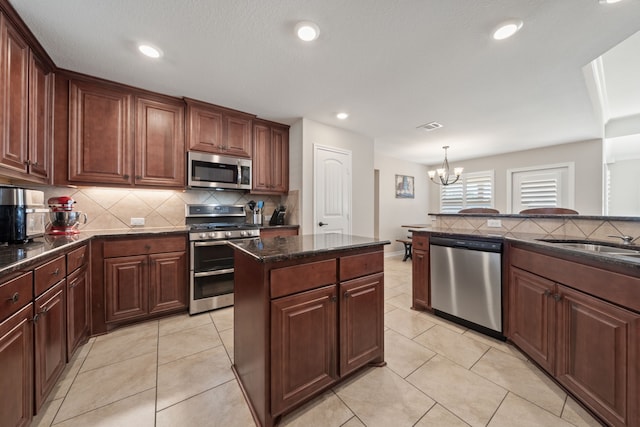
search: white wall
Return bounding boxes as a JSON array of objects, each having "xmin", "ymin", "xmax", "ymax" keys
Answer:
[
  {"xmin": 427, "ymin": 139, "xmax": 603, "ymax": 215},
  {"xmin": 374, "ymin": 153, "xmax": 430, "ymax": 255},
  {"xmin": 608, "ymin": 158, "xmax": 640, "ymax": 216},
  {"xmin": 292, "ymin": 118, "xmax": 375, "ymax": 237}
]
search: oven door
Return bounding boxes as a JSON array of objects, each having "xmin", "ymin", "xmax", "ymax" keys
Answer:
[{"xmin": 189, "ymin": 238, "xmax": 255, "ymax": 314}]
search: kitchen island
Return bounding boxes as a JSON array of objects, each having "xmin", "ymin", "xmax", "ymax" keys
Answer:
[{"xmin": 229, "ymin": 234, "xmax": 389, "ymax": 427}]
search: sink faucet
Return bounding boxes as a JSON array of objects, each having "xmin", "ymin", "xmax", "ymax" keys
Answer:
[{"xmin": 608, "ymin": 234, "xmax": 636, "ymax": 245}]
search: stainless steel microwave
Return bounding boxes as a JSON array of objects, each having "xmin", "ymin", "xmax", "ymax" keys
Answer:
[{"xmin": 187, "ymin": 152, "xmax": 252, "ymax": 190}]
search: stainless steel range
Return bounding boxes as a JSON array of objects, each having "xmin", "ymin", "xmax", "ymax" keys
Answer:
[{"xmin": 186, "ymin": 204, "xmax": 260, "ymax": 314}]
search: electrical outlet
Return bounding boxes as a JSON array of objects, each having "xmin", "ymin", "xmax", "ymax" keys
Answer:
[
  {"xmin": 130, "ymin": 217, "xmax": 145, "ymax": 226},
  {"xmin": 487, "ymin": 219, "xmax": 502, "ymax": 228}
]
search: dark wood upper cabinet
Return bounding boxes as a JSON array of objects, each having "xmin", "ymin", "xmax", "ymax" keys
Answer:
[
  {"xmin": 68, "ymin": 79, "xmax": 133, "ymax": 184},
  {"xmin": 186, "ymin": 98, "xmax": 253, "ymax": 158},
  {"xmin": 135, "ymin": 95, "xmax": 185, "ymax": 187},
  {"xmin": 252, "ymin": 120, "xmax": 289, "ymax": 194},
  {"xmin": 0, "ymin": 304, "xmax": 33, "ymax": 427},
  {"xmin": 66, "ymin": 76, "xmax": 186, "ymax": 188},
  {"xmin": 0, "ymin": 12, "xmax": 52, "ymax": 184},
  {"xmin": 28, "ymin": 51, "xmax": 52, "ymax": 180}
]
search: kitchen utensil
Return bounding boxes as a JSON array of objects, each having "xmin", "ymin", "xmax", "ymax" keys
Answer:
[
  {"xmin": 257, "ymin": 200, "xmax": 264, "ymax": 210},
  {"xmin": 248, "ymin": 200, "xmax": 256, "ymax": 211},
  {"xmin": 47, "ymin": 196, "xmax": 87, "ymax": 235}
]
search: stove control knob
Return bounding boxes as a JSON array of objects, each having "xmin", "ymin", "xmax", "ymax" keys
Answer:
[
  {"xmin": 199, "ymin": 233, "xmax": 207, "ymax": 239},
  {"xmin": 225, "ymin": 231, "xmax": 232, "ymax": 238},
  {"xmin": 240, "ymin": 231, "xmax": 247, "ymax": 237},
  {"xmin": 208, "ymin": 232, "xmax": 217, "ymax": 239}
]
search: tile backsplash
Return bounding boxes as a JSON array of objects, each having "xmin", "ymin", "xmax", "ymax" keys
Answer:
[
  {"xmin": 433, "ymin": 215, "xmax": 640, "ymax": 244},
  {"xmin": 42, "ymin": 186, "xmax": 285, "ymax": 230}
]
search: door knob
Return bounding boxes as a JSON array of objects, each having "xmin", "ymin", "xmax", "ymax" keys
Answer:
[{"xmin": 318, "ymin": 222, "xmax": 328, "ymax": 227}]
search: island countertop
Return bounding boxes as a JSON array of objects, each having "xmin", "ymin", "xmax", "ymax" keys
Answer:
[{"xmin": 229, "ymin": 234, "xmax": 390, "ymax": 263}]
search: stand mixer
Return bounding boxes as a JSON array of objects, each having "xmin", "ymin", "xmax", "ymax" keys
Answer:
[{"xmin": 46, "ymin": 196, "xmax": 88, "ymax": 235}]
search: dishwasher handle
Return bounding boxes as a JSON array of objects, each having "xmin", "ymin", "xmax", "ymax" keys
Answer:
[{"xmin": 429, "ymin": 236, "xmax": 502, "ymax": 253}]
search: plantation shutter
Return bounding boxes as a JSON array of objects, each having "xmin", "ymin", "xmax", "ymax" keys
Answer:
[
  {"xmin": 519, "ymin": 178, "xmax": 558, "ymax": 208},
  {"xmin": 440, "ymin": 171, "xmax": 494, "ymax": 213}
]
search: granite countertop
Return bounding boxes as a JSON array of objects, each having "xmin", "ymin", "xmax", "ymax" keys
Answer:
[
  {"xmin": 0, "ymin": 226, "xmax": 189, "ymax": 277},
  {"xmin": 414, "ymin": 227, "xmax": 640, "ymax": 272},
  {"xmin": 428, "ymin": 212, "xmax": 640, "ymax": 221},
  {"xmin": 229, "ymin": 234, "xmax": 390, "ymax": 263}
]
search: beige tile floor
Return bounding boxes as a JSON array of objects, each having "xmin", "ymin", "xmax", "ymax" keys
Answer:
[{"xmin": 32, "ymin": 257, "xmax": 603, "ymax": 427}]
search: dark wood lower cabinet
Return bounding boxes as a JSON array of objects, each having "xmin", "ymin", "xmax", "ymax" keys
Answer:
[
  {"xmin": 271, "ymin": 285, "xmax": 337, "ymax": 416},
  {"xmin": 509, "ymin": 244, "xmax": 640, "ymax": 427},
  {"xmin": 508, "ymin": 267, "xmax": 555, "ymax": 373},
  {"xmin": 0, "ymin": 304, "xmax": 33, "ymax": 427},
  {"xmin": 556, "ymin": 285, "xmax": 639, "ymax": 427},
  {"xmin": 34, "ymin": 280, "xmax": 66, "ymax": 411},
  {"xmin": 66, "ymin": 265, "xmax": 90, "ymax": 359},
  {"xmin": 340, "ymin": 273, "xmax": 383, "ymax": 376},
  {"xmin": 234, "ymin": 246, "xmax": 386, "ymax": 427},
  {"xmin": 105, "ymin": 255, "xmax": 148, "ymax": 323},
  {"xmin": 101, "ymin": 236, "xmax": 188, "ymax": 327}
]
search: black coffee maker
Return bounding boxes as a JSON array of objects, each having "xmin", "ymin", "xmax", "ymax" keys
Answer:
[{"xmin": 269, "ymin": 206, "xmax": 286, "ymax": 225}]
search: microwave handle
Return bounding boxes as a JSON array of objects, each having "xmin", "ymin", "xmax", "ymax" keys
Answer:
[{"xmin": 237, "ymin": 162, "xmax": 242, "ymax": 186}]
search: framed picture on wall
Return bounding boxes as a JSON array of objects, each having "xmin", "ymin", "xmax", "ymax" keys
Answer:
[{"xmin": 395, "ymin": 175, "xmax": 415, "ymax": 198}]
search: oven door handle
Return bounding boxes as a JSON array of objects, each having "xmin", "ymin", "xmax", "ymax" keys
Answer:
[
  {"xmin": 193, "ymin": 241, "xmax": 230, "ymax": 247},
  {"xmin": 194, "ymin": 268, "xmax": 235, "ymax": 278}
]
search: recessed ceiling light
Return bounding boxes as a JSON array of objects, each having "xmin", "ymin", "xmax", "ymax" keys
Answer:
[
  {"xmin": 295, "ymin": 21, "xmax": 320, "ymax": 42},
  {"xmin": 492, "ymin": 19, "xmax": 524, "ymax": 40},
  {"xmin": 138, "ymin": 44, "xmax": 163, "ymax": 58},
  {"xmin": 336, "ymin": 112, "xmax": 349, "ymax": 120},
  {"xmin": 599, "ymin": 0, "xmax": 624, "ymax": 3}
]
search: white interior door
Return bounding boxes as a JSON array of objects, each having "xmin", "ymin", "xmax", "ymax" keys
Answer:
[{"xmin": 314, "ymin": 145, "xmax": 352, "ymax": 235}]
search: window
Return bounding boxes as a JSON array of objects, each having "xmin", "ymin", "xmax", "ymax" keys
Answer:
[
  {"xmin": 440, "ymin": 171, "xmax": 494, "ymax": 213},
  {"xmin": 507, "ymin": 163, "xmax": 574, "ymax": 213}
]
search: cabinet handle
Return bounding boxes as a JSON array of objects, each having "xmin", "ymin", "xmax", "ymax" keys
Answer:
[
  {"xmin": 344, "ymin": 292, "xmax": 351, "ymax": 298},
  {"xmin": 33, "ymin": 161, "xmax": 38, "ymax": 166},
  {"xmin": 33, "ymin": 313, "xmax": 40, "ymax": 323},
  {"xmin": 52, "ymin": 268, "xmax": 60, "ymax": 276},
  {"xmin": 7, "ymin": 292, "xmax": 19, "ymax": 303},
  {"xmin": 330, "ymin": 295, "xmax": 337, "ymax": 303},
  {"xmin": 24, "ymin": 159, "xmax": 32, "ymax": 166}
]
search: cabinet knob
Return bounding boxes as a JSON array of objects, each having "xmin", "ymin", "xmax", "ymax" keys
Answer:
[
  {"xmin": 553, "ymin": 293, "xmax": 562, "ymax": 302},
  {"xmin": 330, "ymin": 295, "xmax": 337, "ymax": 303},
  {"xmin": 135, "ymin": 175, "xmax": 142, "ymax": 180},
  {"xmin": 144, "ymin": 244, "xmax": 151, "ymax": 251},
  {"xmin": 7, "ymin": 292, "xmax": 19, "ymax": 303},
  {"xmin": 543, "ymin": 289, "xmax": 552, "ymax": 297},
  {"xmin": 123, "ymin": 174, "xmax": 130, "ymax": 180},
  {"xmin": 33, "ymin": 161, "xmax": 39, "ymax": 167},
  {"xmin": 344, "ymin": 292, "xmax": 351, "ymax": 298},
  {"xmin": 52, "ymin": 268, "xmax": 60, "ymax": 276}
]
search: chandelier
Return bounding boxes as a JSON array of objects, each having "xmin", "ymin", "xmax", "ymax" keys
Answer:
[{"xmin": 428, "ymin": 146, "xmax": 463, "ymax": 186}]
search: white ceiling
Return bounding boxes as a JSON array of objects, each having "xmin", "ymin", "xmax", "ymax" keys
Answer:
[{"xmin": 8, "ymin": 0, "xmax": 640, "ymax": 165}]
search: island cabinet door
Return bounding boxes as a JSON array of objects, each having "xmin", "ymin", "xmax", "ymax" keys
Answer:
[
  {"xmin": 270, "ymin": 285, "xmax": 337, "ymax": 416},
  {"xmin": 555, "ymin": 285, "xmax": 640, "ymax": 427},
  {"xmin": 339, "ymin": 273, "xmax": 384, "ymax": 376}
]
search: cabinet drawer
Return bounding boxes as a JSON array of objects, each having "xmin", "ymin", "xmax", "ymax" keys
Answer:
[
  {"xmin": 271, "ymin": 259, "xmax": 337, "ymax": 299},
  {"xmin": 412, "ymin": 235, "xmax": 428, "ymax": 250},
  {"xmin": 103, "ymin": 235, "xmax": 186, "ymax": 258},
  {"xmin": 34, "ymin": 256, "xmax": 66, "ymax": 296},
  {"xmin": 67, "ymin": 244, "xmax": 88, "ymax": 273},
  {"xmin": 340, "ymin": 251, "xmax": 383, "ymax": 281},
  {"xmin": 0, "ymin": 272, "xmax": 33, "ymax": 321}
]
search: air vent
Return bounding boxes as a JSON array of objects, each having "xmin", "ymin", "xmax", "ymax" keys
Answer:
[{"xmin": 417, "ymin": 121, "xmax": 443, "ymax": 131}]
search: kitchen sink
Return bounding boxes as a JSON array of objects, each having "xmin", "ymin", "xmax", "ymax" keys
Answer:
[{"xmin": 536, "ymin": 239, "xmax": 640, "ymax": 256}]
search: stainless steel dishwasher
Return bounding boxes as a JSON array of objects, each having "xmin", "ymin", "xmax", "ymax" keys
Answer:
[{"xmin": 430, "ymin": 236, "xmax": 503, "ymax": 339}]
